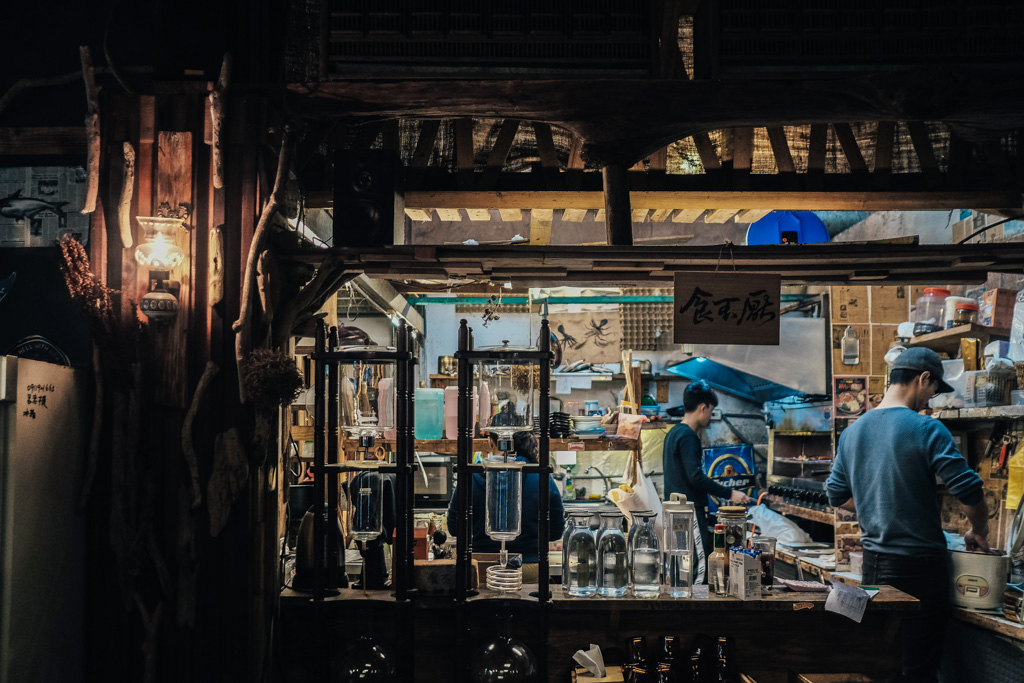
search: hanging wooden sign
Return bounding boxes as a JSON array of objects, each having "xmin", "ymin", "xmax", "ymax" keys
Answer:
[{"xmin": 673, "ymin": 273, "xmax": 781, "ymax": 345}]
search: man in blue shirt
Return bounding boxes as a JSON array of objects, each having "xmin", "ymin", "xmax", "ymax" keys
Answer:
[
  {"xmin": 663, "ymin": 380, "xmax": 752, "ymax": 579},
  {"xmin": 826, "ymin": 347, "xmax": 989, "ymax": 683}
]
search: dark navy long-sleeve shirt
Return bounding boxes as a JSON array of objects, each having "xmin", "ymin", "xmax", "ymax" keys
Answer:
[{"xmin": 826, "ymin": 407, "xmax": 984, "ymax": 555}]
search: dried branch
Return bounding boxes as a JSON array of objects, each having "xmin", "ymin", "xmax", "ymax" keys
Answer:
[
  {"xmin": 209, "ymin": 225, "xmax": 225, "ymax": 305},
  {"xmin": 271, "ymin": 255, "xmax": 352, "ymax": 350},
  {"xmin": 79, "ymin": 46, "xmax": 100, "ymax": 214},
  {"xmin": 118, "ymin": 142, "xmax": 135, "ymax": 248},
  {"xmin": 133, "ymin": 594, "xmax": 163, "ymax": 683},
  {"xmin": 209, "ymin": 53, "xmax": 232, "ymax": 189},
  {"xmin": 233, "ymin": 124, "xmax": 295, "ymax": 400},
  {"xmin": 181, "ymin": 361, "xmax": 219, "ymax": 508}
]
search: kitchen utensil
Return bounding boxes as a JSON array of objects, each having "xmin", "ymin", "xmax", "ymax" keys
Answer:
[
  {"xmin": 949, "ymin": 549, "xmax": 1010, "ymax": 610},
  {"xmin": 437, "ymin": 355, "xmax": 457, "ymax": 376}
]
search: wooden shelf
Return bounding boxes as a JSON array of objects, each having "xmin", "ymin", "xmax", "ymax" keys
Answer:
[
  {"xmin": 772, "ymin": 457, "xmax": 833, "ymax": 466},
  {"xmin": 766, "ymin": 495, "xmax": 835, "ymax": 524},
  {"xmin": 932, "ymin": 405, "xmax": 1024, "ymax": 420},
  {"xmin": 907, "ymin": 323, "xmax": 1009, "ymax": 355}
]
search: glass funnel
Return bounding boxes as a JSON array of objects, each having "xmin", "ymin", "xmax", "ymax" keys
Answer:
[
  {"xmin": 338, "ymin": 353, "xmax": 395, "ymax": 447},
  {"xmin": 477, "ymin": 342, "xmax": 535, "ymax": 451},
  {"xmin": 484, "ymin": 455, "xmax": 524, "ymax": 542}
]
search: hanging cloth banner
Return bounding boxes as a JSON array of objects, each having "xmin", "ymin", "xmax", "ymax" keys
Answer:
[{"xmin": 673, "ymin": 272, "xmax": 781, "ymax": 345}]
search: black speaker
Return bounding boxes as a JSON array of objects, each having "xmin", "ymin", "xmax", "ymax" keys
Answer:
[{"xmin": 332, "ymin": 149, "xmax": 404, "ymax": 248}]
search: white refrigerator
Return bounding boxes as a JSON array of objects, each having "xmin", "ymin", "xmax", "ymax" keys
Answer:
[{"xmin": 0, "ymin": 356, "xmax": 87, "ymax": 683}]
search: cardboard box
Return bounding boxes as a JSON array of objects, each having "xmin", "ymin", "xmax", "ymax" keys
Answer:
[
  {"xmin": 871, "ymin": 325, "xmax": 900, "ymax": 376},
  {"xmin": 980, "ymin": 288, "xmax": 1018, "ymax": 329},
  {"xmin": 728, "ymin": 548, "xmax": 762, "ymax": 600},
  {"xmin": 831, "ymin": 286, "xmax": 869, "ymax": 324}
]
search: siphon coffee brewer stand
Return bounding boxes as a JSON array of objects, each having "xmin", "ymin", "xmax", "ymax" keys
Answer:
[
  {"xmin": 454, "ymin": 319, "xmax": 553, "ymax": 683},
  {"xmin": 309, "ymin": 321, "xmax": 416, "ymax": 682}
]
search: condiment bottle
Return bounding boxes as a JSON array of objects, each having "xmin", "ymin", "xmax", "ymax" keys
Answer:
[
  {"xmin": 953, "ymin": 302, "xmax": 979, "ymax": 326},
  {"xmin": 710, "ymin": 524, "xmax": 728, "ymax": 596}
]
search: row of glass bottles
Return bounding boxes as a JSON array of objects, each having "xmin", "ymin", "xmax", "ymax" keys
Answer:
[{"xmin": 564, "ymin": 509, "xmax": 676, "ymax": 598}]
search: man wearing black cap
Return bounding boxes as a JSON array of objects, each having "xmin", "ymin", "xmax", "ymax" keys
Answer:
[{"xmin": 826, "ymin": 347, "xmax": 989, "ymax": 683}]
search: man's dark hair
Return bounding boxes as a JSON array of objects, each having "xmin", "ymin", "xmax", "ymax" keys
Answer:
[
  {"xmin": 889, "ymin": 368, "xmax": 925, "ymax": 386},
  {"xmin": 488, "ymin": 431, "xmax": 539, "ymax": 462},
  {"xmin": 683, "ymin": 379, "xmax": 718, "ymax": 413}
]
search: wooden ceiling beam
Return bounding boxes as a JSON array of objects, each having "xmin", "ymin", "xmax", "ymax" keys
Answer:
[
  {"xmin": 672, "ymin": 208, "xmax": 706, "ymax": 223},
  {"xmin": 478, "ymin": 118, "xmax": 520, "ymax": 191},
  {"xmin": 533, "ymin": 121, "xmax": 562, "ymax": 191},
  {"xmin": 873, "ymin": 121, "xmax": 895, "ymax": 189},
  {"xmin": 704, "ymin": 209, "xmax": 740, "ymax": 223},
  {"xmin": 906, "ymin": 121, "xmax": 942, "ymax": 189},
  {"xmin": 455, "ymin": 118, "xmax": 475, "ymax": 190},
  {"xmin": 407, "ymin": 119, "xmax": 440, "ymax": 188},
  {"xmin": 401, "ymin": 190, "xmax": 1021, "ymax": 211}
]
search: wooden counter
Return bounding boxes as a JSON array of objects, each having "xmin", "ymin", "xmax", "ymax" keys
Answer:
[
  {"xmin": 280, "ymin": 584, "xmax": 918, "ymax": 683},
  {"xmin": 952, "ymin": 608, "xmax": 1024, "ymax": 643}
]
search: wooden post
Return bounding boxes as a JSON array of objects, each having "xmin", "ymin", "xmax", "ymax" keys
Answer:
[{"xmin": 602, "ymin": 164, "xmax": 633, "ymax": 246}]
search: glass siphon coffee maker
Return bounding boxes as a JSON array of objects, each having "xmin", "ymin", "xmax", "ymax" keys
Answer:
[
  {"xmin": 477, "ymin": 344, "xmax": 536, "ymax": 592},
  {"xmin": 662, "ymin": 493, "xmax": 697, "ymax": 597},
  {"xmin": 338, "ymin": 355, "xmax": 396, "ymax": 542}
]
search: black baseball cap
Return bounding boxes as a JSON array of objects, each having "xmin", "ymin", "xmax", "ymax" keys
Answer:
[{"xmin": 891, "ymin": 347, "xmax": 954, "ymax": 394}]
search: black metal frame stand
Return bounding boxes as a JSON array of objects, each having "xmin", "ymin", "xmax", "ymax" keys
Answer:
[
  {"xmin": 454, "ymin": 318, "xmax": 554, "ymax": 682},
  {"xmin": 310, "ymin": 321, "xmax": 417, "ymax": 680}
]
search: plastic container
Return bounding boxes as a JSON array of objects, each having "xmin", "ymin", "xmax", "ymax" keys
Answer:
[
  {"xmin": 953, "ymin": 303, "xmax": 979, "ymax": 326},
  {"xmin": 913, "ymin": 288, "xmax": 950, "ymax": 336},
  {"xmin": 443, "ymin": 386, "xmax": 479, "ymax": 440},
  {"xmin": 414, "ymin": 387, "xmax": 444, "ymax": 440},
  {"xmin": 963, "ymin": 369, "xmax": 1014, "ymax": 408},
  {"xmin": 662, "ymin": 493, "xmax": 696, "ymax": 597},
  {"xmin": 945, "ymin": 296, "xmax": 977, "ymax": 329}
]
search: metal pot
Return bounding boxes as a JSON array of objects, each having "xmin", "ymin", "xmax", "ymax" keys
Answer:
[{"xmin": 437, "ymin": 356, "xmax": 457, "ymax": 376}]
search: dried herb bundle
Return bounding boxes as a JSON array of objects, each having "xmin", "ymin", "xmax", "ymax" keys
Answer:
[{"xmin": 243, "ymin": 348, "xmax": 303, "ymax": 409}]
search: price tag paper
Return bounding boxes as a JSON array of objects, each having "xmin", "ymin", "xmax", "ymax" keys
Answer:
[{"xmin": 825, "ymin": 580, "xmax": 870, "ymax": 623}]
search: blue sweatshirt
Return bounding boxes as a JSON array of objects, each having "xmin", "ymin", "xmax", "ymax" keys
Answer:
[
  {"xmin": 446, "ymin": 456, "xmax": 565, "ymax": 563},
  {"xmin": 826, "ymin": 407, "xmax": 984, "ymax": 555}
]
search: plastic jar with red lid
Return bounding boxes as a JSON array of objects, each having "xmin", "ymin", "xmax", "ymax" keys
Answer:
[{"xmin": 913, "ymin": 288, "xmax": 951, "ymax": 336}]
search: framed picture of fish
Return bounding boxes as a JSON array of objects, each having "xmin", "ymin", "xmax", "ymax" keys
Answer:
[{"xmin": 0, "ymin": 167, "xmax": 89, "ymax": 247}]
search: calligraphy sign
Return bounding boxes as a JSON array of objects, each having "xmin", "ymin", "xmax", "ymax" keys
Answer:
[{"xmin": 673, "ymin": 273, "xmax": 781, "ymax": 345}]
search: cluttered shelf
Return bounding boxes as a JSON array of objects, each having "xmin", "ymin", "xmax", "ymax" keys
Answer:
[
  {"xmin": 906, "ymin": 323, "xmax": 1010, "ymax": 355},
  {"xmin": 284, "ymin": 429, "xmax": 642, "ymax": 454},
  {"xmin": 765, "ymin": 496, "xmax": 834, "ymax": 525}
]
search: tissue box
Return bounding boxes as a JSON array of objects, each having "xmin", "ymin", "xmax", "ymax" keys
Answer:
[
  {"xmin": 571, "ymin": 666, "xmax": 624, "ymax": 682},
  {"xmin": 728, "ymin": 548, "xmax": 762, "ymax": 600},
  {"xmin": 981, "ymin": 289, "xmax": 1017, "ymax": 328}
]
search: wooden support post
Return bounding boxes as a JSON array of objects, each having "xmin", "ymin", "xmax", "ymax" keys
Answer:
[
  {"xmin": 806, "ymin": 123, "xmax": 828, "ymax": 191},
  {"xmin": 873, "ymin": 121, "xmax": 895, "ymax": 189},
  {"xmin": 602, "ymin": 164, "xmax": 633, "ymax": 246}
]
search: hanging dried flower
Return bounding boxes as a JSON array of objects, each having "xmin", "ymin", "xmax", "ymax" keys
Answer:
[{"xmin": 243, "ymin": 348, "xmax": 303, "ymax": 410}]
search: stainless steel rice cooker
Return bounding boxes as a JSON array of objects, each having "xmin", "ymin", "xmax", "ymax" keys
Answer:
[{"xmin": 949, "ymin": 549, "xmax": 1009, "ymax": 610}]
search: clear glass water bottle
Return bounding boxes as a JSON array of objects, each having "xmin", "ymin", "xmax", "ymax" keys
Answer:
[
  {"xmin": 561, "ymin": 511, "xmax": 590, "ymax": 593},
  {"xmin": 596, "ymin": 512, "xmax": 628, "ymax": 597},
  {"xmin": 483, "ymin": 456, "xmax": 523, "ymax": 542},
  {"xmin": 628, "ymin": 510, "xmax": 661, "ymax": 598},
  {"xmin": 566, "ymin": 516, "xmax": 597, "ymax": 597},
  {"xmin": 351, "ymin": 471, "xmax": 383, "ymax": 542}
]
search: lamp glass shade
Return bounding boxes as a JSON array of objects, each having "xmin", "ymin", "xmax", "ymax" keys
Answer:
[{"xmin": 135, "ymin": 216, "xmax": 185, "ymax": 269}]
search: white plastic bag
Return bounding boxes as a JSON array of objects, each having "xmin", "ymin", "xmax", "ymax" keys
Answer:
[{"xmin": 748, "ymin": 504, "xmax": 814, "ymax": 545}]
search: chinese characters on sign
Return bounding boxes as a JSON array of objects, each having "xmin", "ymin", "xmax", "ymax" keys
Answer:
[
  {"xmin": 673, "ymin": 273, "xmax": 781, "ymax": 345},
  {"xmin": 22, "ymin": 382, "xmax": 56, "ymax": 419}
]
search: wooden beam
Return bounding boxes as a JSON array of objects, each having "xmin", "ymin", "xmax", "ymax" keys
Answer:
[
  {"xmin": 735, "ymin": 209, "xmax": 771, "ymax": 223},
  {"xmin": 648, "ymin": 146, "xmax": 668, "ymax": 190},
  {"xmin": 455, "ymin": 118, "xmax": 475, "ymax": 190},
  {"xmin": 650, "ymin": 208, "xmax": 674, "ymax": 222},
  {"xmin": 566, "ymin": 134, "xmax": 586, "ymax": 190},
  {"xmin": 632, "ymin": 209, "xmax": 650, "ymax": 222},
  {"xmin": 947, "ymin": 132, "xmax": 969, "ymax": 188},
  {"xmin": 673, "ymin": 208, "xmax": 705, "ymax": 223},
  {"xmin": 435, "ymin": 208, "xmax": 462, "ymax": 221},
  {"xmin": 479, "ymin": 118, "xmax": 520, "ymax": 190},
  {"xmin": 704, "ymin": 209, "xmax": 740, "ymax": 223},
  {"xmin": 352, "ymin": 120, "xmax": 383, "ymax": 150},
  {"xmin": 732, "ymin": 127, "xmax": 753, "ymax": 190},
  {"xmin": 832, "ymin": 123, "xmax": 868, "ymax": 173},
  {"xmin": 0, "ymin": 126, "xmax": 85, "ymax": 155},
  {"xmin": 406, "ymin": 119, "xmax": 440, "ymax": 188},
  {"xmin": 498, "ymin": 208, "xmax": 523, "ymax": 221},
  {"xmin": 603, "ymin": 165, "xmax": 633, "ymax": 246},
  {"xmin": 531, "ymin": 208, "xmax": 553, "ymax": 222},
  {"xmin": 562, "ymin": 208, "xmax": 587, "ymax": 222},
  {"xmin": 594, "ymin": 209, "xmax": 605, "ymax": 222},
  {"xmin": 906, "ymin": 121, "xmax": 942, "ymax": 188},
  {"xmin": 692, "ymin": 132, "xmax": 721, "ymax": 171},
  {"xmin": 530, "ymin": 209, "xmax": 552, "ymax": 245},
  {"xmin": 405, "ymin": 208, "xmax": 432, "ymax": 221},
  {"xmin": 533, "ymin": 121, "xmax": 562, "ymax": 190},
  {"xmin": 466, "ymin": 209, "xmax": 491, "ymax": 221},
  {"xmin": 806, "ymin": 123, "xmax": 828, "ymax": 191},
  {"xmin": 765, "ymin": 126, "xmax": 799, "ymax": 190},
  {"xmin": 403, "ymin": 190, "xmax": 1021, "ymax": 211},
  {"xmin": 873, "ymin": 120, "xmax": 895, "ymax": 189}
]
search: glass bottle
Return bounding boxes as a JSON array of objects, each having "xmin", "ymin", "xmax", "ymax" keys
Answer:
[
  {"xmin": 334, "ymin": 635, "xmax": 398, "ymax": 683},
  {"xmin": 716, "ymin": 636, "xmax": 732, "ymax": 683},
  {"xmin": 709, "ymin": 524, "xmax": 729, "ymax": 597},
  {"xmin": 483, "ymin": 456, "xmax": 523, "ymax": 542},
  {"xmin": 470, "ymin": 612, "xmax": 537, "ymax": 683},
  {"xmin": 716, "ymin": 507, "xmax": 748, "ymax": 550},
  {"xmin": 351, "ymin": 471, "xmax": 383, "ymax": 542},
  {"xmin": 596, "ymin": 512, "xmax": 628, "ymax": 597},
  {"xmin": 628, "ymin": 510, "xmax": 661, "ymax": 598},
  {"xmin": 566, "ymin": 516, "xmax": 597, "ymax": 597},
  {"xmin": 561, "ymin": 512, "xmax": 590, "ymax": 593}
]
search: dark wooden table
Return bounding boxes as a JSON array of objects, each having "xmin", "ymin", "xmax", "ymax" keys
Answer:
[{"xmin": 549, "ymin": 586, "xmax": 918, "ymax": 683}]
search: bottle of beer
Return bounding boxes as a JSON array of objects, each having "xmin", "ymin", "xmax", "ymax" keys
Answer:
[
  {"xmin": 715, "ymin": 636, "xmax": 732, "ymax": 683},
  {"xmin": 709, "ymin": 524, "xmax": 728, "ymax": 596}
]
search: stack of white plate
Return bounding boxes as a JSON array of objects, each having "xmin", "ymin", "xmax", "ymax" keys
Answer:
[{"xmin": 572, "ymin": 415, "xmax": 605, "ymax": 439}]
